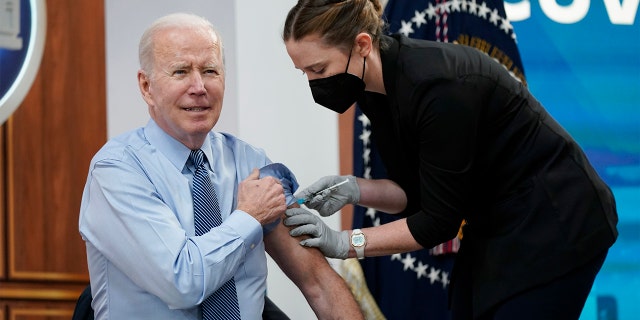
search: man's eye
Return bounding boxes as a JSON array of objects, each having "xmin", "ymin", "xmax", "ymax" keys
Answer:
[
  {"xmin": 205, "ymin": 69, "xmax": 220, "ymax": 75},
  {"xmin": 174, "ymin": 70, "xmax": 187, "ymax": 75}
]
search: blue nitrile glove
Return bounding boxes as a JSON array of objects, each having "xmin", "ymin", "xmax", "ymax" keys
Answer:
[
  {"xmin": 284, "ymin": 207, "xmax": 349, "ymax": 259},
  {"xmin": 259, "ymin": 163, "xmax": 299, "ymax": 207},
  {"xmin": 294, "ymin": 175, "xmax": 360, "ymax": 217}
]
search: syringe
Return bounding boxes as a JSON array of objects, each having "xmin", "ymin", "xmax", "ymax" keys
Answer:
[{"xmin": 296, "ymin": 178, "xmax": 350, "ymax": 205}]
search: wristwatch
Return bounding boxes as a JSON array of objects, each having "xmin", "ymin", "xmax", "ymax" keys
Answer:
[{"xmin": 351, "ymin": 229, "xmax": 367, "ymax": 260}]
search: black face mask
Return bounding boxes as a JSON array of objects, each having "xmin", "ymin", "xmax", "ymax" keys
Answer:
[{"xmin": 308, "ymin": 52, "xmax": 366, "ymax": 114}]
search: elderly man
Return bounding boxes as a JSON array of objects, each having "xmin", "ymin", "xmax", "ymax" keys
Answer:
[{"xmin": 79, "ymin": 12, "xmax": 362, "ymax": 320}]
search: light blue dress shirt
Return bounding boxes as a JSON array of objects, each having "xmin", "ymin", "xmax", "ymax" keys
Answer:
[{"xmin": 79, "ymin": 119, "xmax": 280, "ymax": 319}]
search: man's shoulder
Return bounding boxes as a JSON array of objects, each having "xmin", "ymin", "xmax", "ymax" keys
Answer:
[
  {"xmin": 210, "ymin": 131, "xmax": 267, "ymax": 157},
  {"xmin": 92, "ymin": 128, "xmax": 148, "ymax": 164}
]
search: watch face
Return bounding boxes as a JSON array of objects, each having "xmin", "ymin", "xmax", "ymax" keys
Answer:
[{"xmin": 352, "ymin": 234, "xmax": 366, "ymax": 247}]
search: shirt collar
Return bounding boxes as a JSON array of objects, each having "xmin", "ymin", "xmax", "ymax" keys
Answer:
[{"xmin": 143, "ymin": 119, "xmax": 214, "ymax": 172}]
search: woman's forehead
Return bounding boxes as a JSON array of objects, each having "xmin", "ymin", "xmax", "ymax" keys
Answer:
[{"xmin": 286, "ymin": 35, "xmax": 340, "ymax": 68}]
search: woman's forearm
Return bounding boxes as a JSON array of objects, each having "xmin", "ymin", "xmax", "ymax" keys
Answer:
[
  {"xmin": 356, "ymin": 178, "xmax": 407, "ymax": 214},
  {"xmin": 346, "ymin": 219, "xmax": 423, "ymax": 258}
]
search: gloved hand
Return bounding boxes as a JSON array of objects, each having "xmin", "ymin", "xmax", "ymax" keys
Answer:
[
  {"xmin": 295, "ymin": 175, "xmax": 360, "ymax": 217},
  {"xmin": 284, "ymin": 207, "xmax": 349, "ymax": 259}
]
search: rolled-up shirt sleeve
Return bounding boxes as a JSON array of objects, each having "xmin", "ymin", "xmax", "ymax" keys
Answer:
[{"xmin": 258, "ymin": 162, "xmax": 300, "ymax": 234}]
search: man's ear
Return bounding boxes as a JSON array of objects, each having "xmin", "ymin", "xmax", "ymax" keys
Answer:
[
  {"xmin": 354, "ymin": 32, "xmax": 373, "ymax": 57},
  {"xmin": 138, "ymin": 70, "xmax": 153, "ymax": 104}
]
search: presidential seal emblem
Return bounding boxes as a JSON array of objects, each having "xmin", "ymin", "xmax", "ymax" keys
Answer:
[{"xmin": 0, "ymin": 0, "xmax": 46, "ymax": 124}]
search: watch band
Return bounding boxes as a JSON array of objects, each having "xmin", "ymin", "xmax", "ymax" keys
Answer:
[{"xmin": 351, "ymin": 229, "xmax": 366, "ymax": 260}]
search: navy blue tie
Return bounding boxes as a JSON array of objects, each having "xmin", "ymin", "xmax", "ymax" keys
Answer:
[{"xmin": 190, "ymin": 149, "xmax": 241, "ymax": 320}]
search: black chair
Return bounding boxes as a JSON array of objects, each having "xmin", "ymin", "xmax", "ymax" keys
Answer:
[
  {"xmin": 263, "ymin": 295, "xmax": 291, "ymax": 320},
  {"xmin": 71, "ymin": 285, "xmax": 94, "ymax": 320},
  {"xmin": 72, "ymin": 284, "xmax": 290, "ymax": 319}
]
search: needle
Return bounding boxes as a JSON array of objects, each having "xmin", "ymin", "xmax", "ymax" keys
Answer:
[{"xmin": 297, "ymin": 178, "xmax": 349, "ymax": 205}]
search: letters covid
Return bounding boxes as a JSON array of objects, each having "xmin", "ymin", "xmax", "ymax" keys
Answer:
[{"xmin": 505, "ymin": 0, "xmax": 638, "ymax": 25}]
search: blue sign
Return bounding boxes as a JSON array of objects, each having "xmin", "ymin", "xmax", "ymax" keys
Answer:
[
  {"xmin": 507, "ymin": 0, "xmax": 639, "ymax": 318},
  {"xmin": 0, "ymin": 0, "xmax": 46, "ymax": 124}
]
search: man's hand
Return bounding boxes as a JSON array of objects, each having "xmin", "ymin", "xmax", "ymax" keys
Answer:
[
  {"xmin": 259, "ymin": 163, "xmax": 299, "ymax": 207},
  {"xmin": 295, "ymin": 175, "xmax": 360, "ymax": 216},
  {"xmin": 284, "ymin": 207, "xmax": 349, "ymax": 259},
  {"xmin": 237, "ymin": 169, "xmax": 286, "ymax": 225}
]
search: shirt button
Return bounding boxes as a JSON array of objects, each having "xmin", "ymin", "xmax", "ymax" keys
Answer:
[{"xmin": 250, "ymin": 243, "xmax": 255, "ymax": 249}]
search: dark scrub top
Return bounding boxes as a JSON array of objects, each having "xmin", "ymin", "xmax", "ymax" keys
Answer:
[{"xmin": 357, "ymin": 34, "xmax": 618, "ymax": 316}]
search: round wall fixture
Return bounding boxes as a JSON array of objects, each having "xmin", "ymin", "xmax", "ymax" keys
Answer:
[{"xmin": 0, "ymin": 0, "xmax": 47, "ymax": 124}]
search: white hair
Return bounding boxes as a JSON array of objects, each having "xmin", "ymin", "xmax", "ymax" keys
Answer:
[{"xmin": 138, "ymin": 12, "xmax": 224, "ymax": 76}]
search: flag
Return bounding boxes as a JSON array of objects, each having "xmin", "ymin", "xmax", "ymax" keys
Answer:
[{"xmin": 351, "ymin": 0, "xmax": 527, "ymax": 318}]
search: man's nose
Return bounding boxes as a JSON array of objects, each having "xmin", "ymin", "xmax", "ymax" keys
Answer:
[{"xmin": 188, "ymin": 73, "xmax": 206, "ymax": 94}]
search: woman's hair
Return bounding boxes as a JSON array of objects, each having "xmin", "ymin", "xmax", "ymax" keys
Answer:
[
  {"xmin": 139, "ymin": 12, "xmax": 224, "ymax": 76},
  {"xmin": 282, "ymin": 0, "xmax": 388, "ymax": 52}
]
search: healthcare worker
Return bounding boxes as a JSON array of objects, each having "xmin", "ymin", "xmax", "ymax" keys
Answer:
[{"xmin": 281, "ymin": 0, "xmax": 618, "ymax": 319}]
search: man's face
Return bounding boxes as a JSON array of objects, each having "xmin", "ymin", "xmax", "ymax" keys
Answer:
[{"xmin": 138, "ymin": 26, "xmax": 225, "ymax": 149}]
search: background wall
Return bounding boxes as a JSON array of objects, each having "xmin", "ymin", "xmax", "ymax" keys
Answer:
[{"xmin": 105, "ymin": 1, "xmax": 340, "ymax": 318}]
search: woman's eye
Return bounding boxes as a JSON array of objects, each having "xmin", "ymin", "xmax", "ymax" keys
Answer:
[{"xmin": 300, "ymin": 67, "xmax": 325, "ymax": 76}]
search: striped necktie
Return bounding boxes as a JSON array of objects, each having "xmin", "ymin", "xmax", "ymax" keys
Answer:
[{"xmin": 190, "ymin": 149, "xmax": 241, "ymax": 320}]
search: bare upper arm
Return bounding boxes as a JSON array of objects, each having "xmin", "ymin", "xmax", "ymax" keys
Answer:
[{"xmin": 264, "ymin": 212, "xmax": 334, "ymax": 286}]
